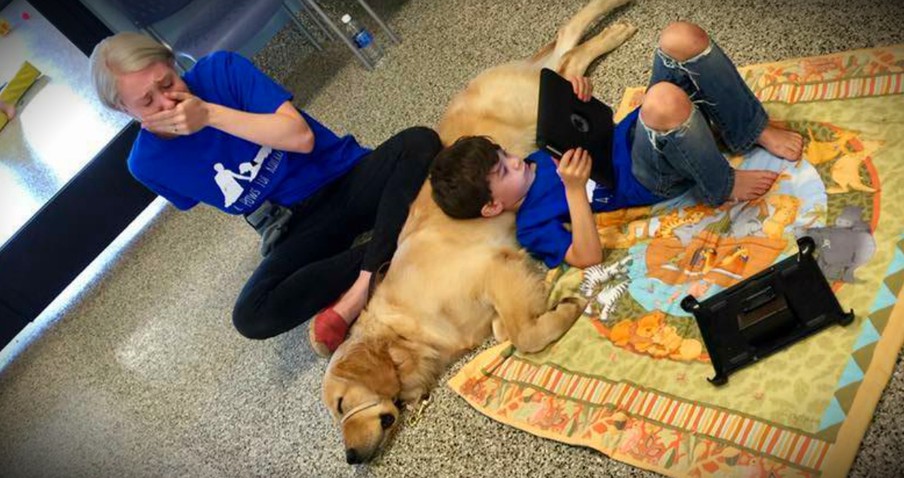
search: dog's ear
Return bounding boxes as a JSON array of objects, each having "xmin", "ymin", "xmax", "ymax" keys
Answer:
[{"xmin": 333, "ymin": 339, "xmax": 401, "ymax": 399}]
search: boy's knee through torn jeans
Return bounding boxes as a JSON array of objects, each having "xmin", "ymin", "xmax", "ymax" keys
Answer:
[{"xmin": 630, "ymin": 40, "xmax": 769, "ymax": 206}]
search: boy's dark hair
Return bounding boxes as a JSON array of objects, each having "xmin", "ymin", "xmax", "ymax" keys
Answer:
[{"xmin": 429, "ymin": 136, "xmax": 501, "ymax": 219}]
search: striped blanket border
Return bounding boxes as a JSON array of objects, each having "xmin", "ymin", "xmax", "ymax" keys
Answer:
[
  {"xmin": 486, "ymin": 355, "xmax": 831, "ymax": 470},
  {"xmin": 756, "ymin": 73, "xmax": 903, "ymax": 104}
]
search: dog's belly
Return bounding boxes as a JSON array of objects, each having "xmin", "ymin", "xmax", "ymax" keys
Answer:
[
  {"xmin": 417, "ymin": 305, "xmax": 495, "ymax": 354},
  {"xmin": 372, "ymin": 226, "xmax": 516, "ymax": 355},
  {"xmin": 374, "ymin": 267, "xmax": 497, "ymax": 349}
]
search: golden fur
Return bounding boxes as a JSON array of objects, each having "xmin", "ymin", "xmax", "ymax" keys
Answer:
[{"xmin": 322, "ymin": 0, "xmax": 637, "ymax": 463}]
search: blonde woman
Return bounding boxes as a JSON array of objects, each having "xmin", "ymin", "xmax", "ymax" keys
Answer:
[{"xmin": 90, "ymin": 32, "xmax": 440, "ymax": 356}]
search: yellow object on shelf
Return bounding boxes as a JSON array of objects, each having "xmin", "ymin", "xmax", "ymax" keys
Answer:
[
  {"xmin": 0, "ymin": 61, "xmax": 42, "ymax": 132},
  {"xmin": 0, "ymin": 17, "xmax": 11, "ymax": 36}
]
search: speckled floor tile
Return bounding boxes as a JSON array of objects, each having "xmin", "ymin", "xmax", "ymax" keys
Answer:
[{"xmin": 1, "ymin": 1, "xmax": 903, "ymax": 477}]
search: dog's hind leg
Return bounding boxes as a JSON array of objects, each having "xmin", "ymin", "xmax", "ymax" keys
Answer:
[
  {"xmin": 485, "ymin": 251, "xmax": 586, "ymax": 353},
  {"xmin": 536, "ymin": 0, "xmax": 634, "ymax": 70},
  {"xmin": 557, "ymin": 21, "xmax": 638, "ymax": 78}
]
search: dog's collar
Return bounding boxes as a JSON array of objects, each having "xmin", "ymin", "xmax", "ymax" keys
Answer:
[{"xmin": 340, "ymin": 400, "xmax": 381, "ymax": 425}]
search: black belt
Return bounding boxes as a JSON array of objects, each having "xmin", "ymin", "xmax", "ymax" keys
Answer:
[{"xmin": 244, "ymin": 200, "xmax": 293, "ymax": 257}]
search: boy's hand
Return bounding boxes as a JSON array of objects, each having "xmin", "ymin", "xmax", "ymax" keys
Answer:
[
  {"xmin": 570, "ymin": 76, "xmax": 593, "ymax": 102},
  {"xmin": 557, "ymin": 147, "xmax": 592, "ymax": 191}
]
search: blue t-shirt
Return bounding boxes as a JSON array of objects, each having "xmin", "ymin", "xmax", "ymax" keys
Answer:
[
  {"xmin": 127, "ymin": 51, "xmax": 371, "ymax": 215},
  {"xmin": 516, "ymin": 109, "xmax": 661, "ymax": 268}
]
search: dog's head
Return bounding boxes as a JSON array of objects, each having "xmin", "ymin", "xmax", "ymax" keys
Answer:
[{"xmin": 322, "ymin": 338, "xmax": 402, "ymax": 464}]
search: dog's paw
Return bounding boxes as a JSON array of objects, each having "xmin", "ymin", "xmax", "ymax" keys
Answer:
[
  {"xmin": 597, "ymin": 0, "xmax": 634, "ymax": 10},
  {"xmin": 606, "ymin": 21, "xmax": 638, "ymax": 43}
]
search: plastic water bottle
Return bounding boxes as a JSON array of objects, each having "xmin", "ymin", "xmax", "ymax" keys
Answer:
[{"xmin": 340, "ymin": 14, "xmax": 383, "ymax": 66}]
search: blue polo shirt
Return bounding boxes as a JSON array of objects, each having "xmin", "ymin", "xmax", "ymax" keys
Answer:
[
  {"xmin": 127, "ymin": 51, "xmax": 370, "ymax": 215},
  {"xmin": 516, "ymin": 108, "xmax": 661, "ymax": 267}
]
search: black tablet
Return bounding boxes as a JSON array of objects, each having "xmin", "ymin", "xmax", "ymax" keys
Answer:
[{"xmin": 536, "ymin": 68, "xmax": 616, "ymax": 188}]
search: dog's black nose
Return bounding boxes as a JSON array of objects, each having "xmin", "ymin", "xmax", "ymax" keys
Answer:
[
  {"xmin": 346, "ymin": 448, "xmax": 362, "ymax": 464},
  {"xmin": 380, "ymin": 413, "xmax": 395, "ymax": 429}
]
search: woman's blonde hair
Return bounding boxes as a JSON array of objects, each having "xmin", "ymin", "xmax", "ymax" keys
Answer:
[{"xmin": 89, "ymin": 32, "xmax": 174, "ymax": 111}]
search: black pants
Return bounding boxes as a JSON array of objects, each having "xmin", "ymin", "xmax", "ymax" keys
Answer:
[{"xmin": 232, "ymin": 127, "xmax": 442, "ymax": 339}]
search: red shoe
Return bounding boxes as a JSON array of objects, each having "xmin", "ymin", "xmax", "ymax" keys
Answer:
[{"xmin": 308, "ymin": 306, "xmax": 351, "ymax": 358}]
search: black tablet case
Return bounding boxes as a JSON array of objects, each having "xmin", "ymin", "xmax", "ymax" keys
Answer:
[{"xmin": 681, "ymin": 236, "xmax": 855, "ymax": 386}]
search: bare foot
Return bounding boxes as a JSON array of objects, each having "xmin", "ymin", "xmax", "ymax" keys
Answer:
[
  {"xmin": 332, "ymin": 271, "xmax": 371, "ymax": 324},
  {"xmin": 729, "ymin": 169, "xmax": 780, "ymax": 202},
  {"xmin": 0, "ymin": 100, "xmax": 14, "ymax": 120},
  {"xmin": 757, "ymin": 124, "xmax": 803, "ymax": 161}
]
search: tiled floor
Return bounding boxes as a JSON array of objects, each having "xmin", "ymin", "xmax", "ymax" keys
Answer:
[{"xmin": 1, "ymin": 1, "xmax": 903, "ymax": 476}]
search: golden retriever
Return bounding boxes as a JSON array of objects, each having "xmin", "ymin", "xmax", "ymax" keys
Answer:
[{"xmin": 322, "ymin": 0, "xmax": 637, "ymax": 464}]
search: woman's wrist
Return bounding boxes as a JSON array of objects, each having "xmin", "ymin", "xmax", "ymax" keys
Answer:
[{"xmin": 205, "ymin": 102, "xmax": 224, "ymax": 130}]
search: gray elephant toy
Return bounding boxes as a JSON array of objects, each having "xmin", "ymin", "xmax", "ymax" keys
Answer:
[{"xmin": 799, "ymin": 206, "xmax": 876, "ymax": 283}]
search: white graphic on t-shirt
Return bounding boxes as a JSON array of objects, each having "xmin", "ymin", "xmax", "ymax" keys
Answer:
[
  {"xmin": 239, "ymin": 146, "xmax": 270, "ymax": 178},
  {"xmin": 213, "ymin": 146, "xmax": 271, "ymax": 207}
]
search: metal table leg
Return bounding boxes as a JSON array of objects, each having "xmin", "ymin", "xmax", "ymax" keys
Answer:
[
  {"xmin": 301, "ymin": 0, "xmax": 374, "ymax": 70},
  {"xmin": 281, "ymin": 2, "xmax": 323, "ymax": 51},
  {"xmin": 356, "ymin": 0, "xmax": 400, "ymax": 44},
  {"xmin": 291, "ymin": 0, "xmax": 332, "ymax": 41}
]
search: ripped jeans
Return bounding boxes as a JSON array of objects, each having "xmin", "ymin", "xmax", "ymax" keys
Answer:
[{"xmin": 630, "ymin": 41, "xmax": 769, "ymax": 206}]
